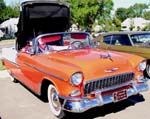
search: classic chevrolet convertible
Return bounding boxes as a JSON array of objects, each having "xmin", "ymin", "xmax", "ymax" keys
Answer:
[{"xmin": 1, "ymin": 0, "xmax": 149, "ymax": 118}]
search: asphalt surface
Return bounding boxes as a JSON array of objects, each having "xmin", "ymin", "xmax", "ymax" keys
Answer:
[
  {"xmin": 0, "ymin": 40, "xmax": 15, "ymax": 53},
  {"xmin": 0, "ymin": 76, "xmax": 150, "ymax": 119},
  {"xmin": 0, "ymin": 40, "xmax": 15, "ymax": 59}
]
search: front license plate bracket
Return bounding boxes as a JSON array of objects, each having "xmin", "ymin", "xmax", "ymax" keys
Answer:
[{"xmin": 113, "ymin": 90, "xmax": 127, "ymax": 102}]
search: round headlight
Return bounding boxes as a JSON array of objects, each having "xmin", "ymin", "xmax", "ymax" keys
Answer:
[
  {"xmin": 138, "ymin": 61, "xmax": 146, "ymax": 71},
  {"xmin": 70, "ymin": 73, "xmax": 83, "ymax": 86}
]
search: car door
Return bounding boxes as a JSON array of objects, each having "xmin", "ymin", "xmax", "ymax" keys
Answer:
[
  {"xmin": 100, "ymin": 34, "xmax": 150, "ymax": 58},
  {"xmin": 16, "ymin": 51, "xmax": 44, "ymax": 93}
]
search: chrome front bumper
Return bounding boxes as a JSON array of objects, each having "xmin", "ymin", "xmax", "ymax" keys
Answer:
[{"xmin": 61, "ymin": 82, "xmax": 149, "ymax": 113}]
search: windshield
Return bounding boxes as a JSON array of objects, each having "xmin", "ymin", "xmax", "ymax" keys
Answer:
[
  {"xmin": 36, "ymin": 32, "xmax": 91, "ymax": 53},
  {"xmin": 130, "ymin": 33, "xmax": 150, "ymax": 45}
]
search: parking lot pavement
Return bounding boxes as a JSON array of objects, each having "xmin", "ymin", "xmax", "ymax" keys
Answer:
[
  {"xmin": 0, "ymin": 70, "xmax": 10, "ymax": 78},
  {"xmin": 0, "ymin": 77, "xmax": 55, "ymax": 119},
  {"xmin": 0, "ymin": 77, "xmax": 150, "ymax": 119}
]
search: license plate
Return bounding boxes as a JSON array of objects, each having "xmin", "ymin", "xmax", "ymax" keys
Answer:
[{"xmin": 113, "ymin": 90, "xmax": 127, "ymax": 102}]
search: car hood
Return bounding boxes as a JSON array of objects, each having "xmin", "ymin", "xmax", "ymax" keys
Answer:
[{"xmin": 48, "ymin": 48, "xmax": 133, "ymax": 81}]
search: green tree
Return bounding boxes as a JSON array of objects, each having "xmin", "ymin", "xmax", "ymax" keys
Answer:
[
  {"xmin": 66, "ymin": 0, "xmax": 113, "ymax": 31},
  {"xmin": 66, "ymin": 0, "xmax": 99, "ymax": 31},
  {"xmin": 97, "ymin": 0, "xmax": 114, "ymax": 31},
  {"xmin": 0, "ymin": 0, "xmax": 6, "ymax": 22},
  {"xmin": 97, "ymin": 0, "xmax": 113, "ymax": 18},
  {"xmin": 0, "ymin": 0, "xmax": 19, "ymax": 23},
  {"xmin": 115, "ymin": 8, "xmax": 127, "ymax": 22},
  {"xmin": 115, "ymin": 3, "xmax": 148, "ymax": 22},
  {"xmin": 2, "ymin": 6, "xmax": 19, "ymax": 20},
  {"xmin": 144, "ymin": 11, "xmax": 150, "ymax": 20},
  {"xmin": 10, "ymin": 4, "xmax": 20, "ymax": 17},
  {"xmin": 127, "ymin": 3, "xmax": 148, "ymax": 18},
  {"xmin": 112, "ymin": 18, "xmax": 121, "ymax": 30},
  {"xmin": 0, "ymin": 0, "xmax": 5, "ymax": 11},
  {"xmin": 114, "ymin": 3, "xmax": 149, "ymax": 31},
  {"xmin": 142, "ymin": 24, "xmax": 150, "ymax": 31}
]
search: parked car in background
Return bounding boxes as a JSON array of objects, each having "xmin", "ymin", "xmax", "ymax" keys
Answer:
[
  {"xmin": 1, "ymin": 1, "xmax": 149, "ymax": 119},
  {"xmin": 95, "ymin": 31, "xmax": 150, "ymax": 78},
  {"xmin": 0, "ymin": 29, "xmax": 4, "ymax": 40}
]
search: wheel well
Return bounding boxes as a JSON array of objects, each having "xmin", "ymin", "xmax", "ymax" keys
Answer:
[
  {"xmin": 40, "ymin": 79, "xmax": 54, "ymax": 102},
  {"xmin": 144, "ymin": 59, "xmax": 150, "ymax": 78}
]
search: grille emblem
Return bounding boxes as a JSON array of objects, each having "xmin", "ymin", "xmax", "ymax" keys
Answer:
[{"xmin": 105, "ymin": 67, "xmax": 119, "ymax": 73}]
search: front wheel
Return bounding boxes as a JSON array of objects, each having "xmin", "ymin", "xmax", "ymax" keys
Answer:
[
  {"xmin": 145, "ymin": 64, "xmax": 150, "ymax": 78},
  {"xmin": 47, "ymin": 84, "xmax": 65, "ymax": 118}
]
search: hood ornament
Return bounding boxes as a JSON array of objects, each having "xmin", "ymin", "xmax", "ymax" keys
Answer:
[
  {"xmin": 100, "ymin": 52, "xmax": 113, "ymax": 61},
  {"xmin": 105, "ymin": 67, "xmax": 119, "ymax": 73}
]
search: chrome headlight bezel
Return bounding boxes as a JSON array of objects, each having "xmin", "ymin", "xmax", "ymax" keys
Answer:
[
  {"xmin": 138, "ymin": 60, "xmax": 146, "ymax": 71},
  {"xmin": 70, "ymin": 72, "xmax": 83, "ymax": 86}
]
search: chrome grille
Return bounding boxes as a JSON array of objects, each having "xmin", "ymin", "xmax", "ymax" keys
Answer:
[{"xmin": 84, "ymin": 72, "xmax": 134, "ymax": 95}]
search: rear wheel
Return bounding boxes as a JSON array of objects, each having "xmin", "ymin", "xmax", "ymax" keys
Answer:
[{"xmin": 47, "ymin": 84, "xmax": 65, "ymax": 118}]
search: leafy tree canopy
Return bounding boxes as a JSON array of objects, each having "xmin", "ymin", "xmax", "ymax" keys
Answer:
[
  {"xmin": 65, "ymin": 0, "xmax": 113, "ymax": 31},
  {"xmin": 115, "ymin": 8, "xmax": 127, "ymax": 22},
  {"xmin": 144, "ymin": 11, "xmax": 150, "ymax": 20},
  {"xmin": 115, "ymin": 3, "xmax": 149, "ymax": 22},
  {"xmin": 127, "ymin": 3, "xmax": 148, "ymax": 18},
  {"xmin": 0, "ymin": 0, "xmax": 19, "ymax": 23},
  {"xmin": 0, "ymin": 0, "xmax": 5, "ymax": 10},
  {"xmin": 0, "ymin": 0, "xmax": 6, "ymax": 22}
]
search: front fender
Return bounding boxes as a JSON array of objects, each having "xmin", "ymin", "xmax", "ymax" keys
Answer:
[{"xmin": 144, "ymin": 59, "xmax": 150, "ymax": 78}]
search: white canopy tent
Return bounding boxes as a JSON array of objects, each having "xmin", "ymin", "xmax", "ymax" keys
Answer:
[{"xmin": 0, "ymin": 18, "xmax": 19, "ymax": 38}]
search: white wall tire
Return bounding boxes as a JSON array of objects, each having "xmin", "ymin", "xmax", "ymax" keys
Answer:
[
  {"xmin": 47, "ymin": 84, "xmax": 65, "ymax": 118},
  {"xmin": 146, "ymin": 64, "xmax": 150, "ymax": 78}
]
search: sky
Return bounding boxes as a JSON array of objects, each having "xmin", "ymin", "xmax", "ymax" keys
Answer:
[
  {"xmin": 3, "ymin": 0, "xmax": 150, "ymax": 9},
  {"xmin": 113, "ymin": 0, "xmax": 150, "ymax": 10}
]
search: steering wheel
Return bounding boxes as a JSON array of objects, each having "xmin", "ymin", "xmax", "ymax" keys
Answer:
[{"xmin": 68, "ymin": 41, "xmax": 83, "ymax": 49}]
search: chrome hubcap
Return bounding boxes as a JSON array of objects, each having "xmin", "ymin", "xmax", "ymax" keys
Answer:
[{"xmin": 50, "ymin": 87, "xmax": 61, "ymax": 111}]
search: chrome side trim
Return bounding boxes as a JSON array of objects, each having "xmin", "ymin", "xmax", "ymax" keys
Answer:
[
  {"xmin": 60, "ymin": 82, "xmax": 148, "ymax": 113},
  {"xmin": 3, "ymin": 58, "xmax": 20, "ymax": 67},
  {"xmin": 24, "ymin": 63, "xmax": 64, "ymax": 80}
]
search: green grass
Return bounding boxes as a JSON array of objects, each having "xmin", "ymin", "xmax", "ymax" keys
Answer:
[{"xmin": 0, "ymin": 60, "xmax": 6, "ymax": 70}]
